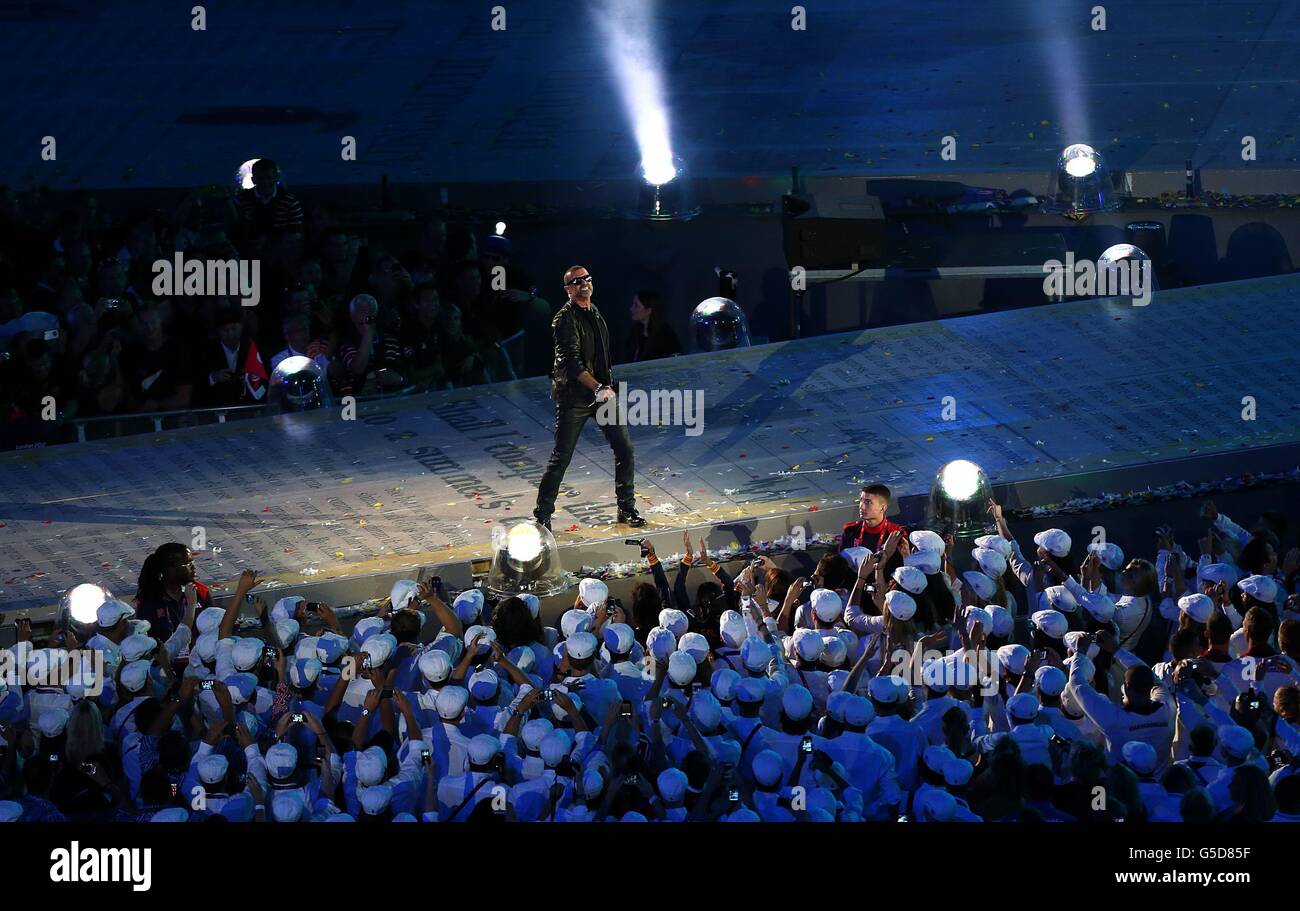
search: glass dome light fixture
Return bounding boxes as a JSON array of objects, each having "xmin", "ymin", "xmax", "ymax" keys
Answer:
[
  {"xmin": 236, "ymin": 159, "xmax": 261, "ymax": 191},
  {"xmin": 485, "ymin": 518, "xmax": 572, "ymax": 598},
  {"xmin": 1041, "ymin": 143, "xmax": 1121, "ymax": 220},
  {"xmin": 1097, "ymin": 242, "xmax": 1157, "ymax": 299},
  {"xmin": 690, "ymin": 297, "xmax": 751, "ymax": 352},
  {"xmin": 924, "ymin": 460, "xmax": 994, "ymax": 539},
  {"xmin": 269, "ymin": 355, "xmax": 331, "ymax": 413}
]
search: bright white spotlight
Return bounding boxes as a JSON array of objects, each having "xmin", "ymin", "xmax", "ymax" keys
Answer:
[
  {"xmin": 641, "ymin": 158, "xmax": 677, "ymax": 187},
  {"xmin": 63, "ymin": 582, "xmax": 112, "ymax": 625},
  {"xmin": 1062, "ymin": 144, "xmax": 1099, "ymax": 177},
  {"xmin": 495, "ymin": 221, "xmax": 507, "ymax": 236},
  {"xmin": 940, "ymin": 460, "xmax": 983, "ymax": 501},
  {"xmin": 506, "ymin": 522, "xmax": 544, "ymax": 563},
  {"xmin": 925, "ymin": 460, "xmax": 993, "ymax": 538},
  {"xmin": 236, "ymin": 159, "xmax": 261, "ymax": 190}
]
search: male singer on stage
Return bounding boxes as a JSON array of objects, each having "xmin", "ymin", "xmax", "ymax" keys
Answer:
[{"xmin": 533, "ymin": 265, "xmax": 645, "ymax": 531}]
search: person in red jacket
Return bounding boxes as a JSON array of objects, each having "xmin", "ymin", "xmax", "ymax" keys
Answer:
[
  {"xmin": 134, "ymin": 542, "xmax": 213, "ymax": 641},
  {"xmin": 841, "ymin": 483, "xmax": 907, "ymax": 552}
]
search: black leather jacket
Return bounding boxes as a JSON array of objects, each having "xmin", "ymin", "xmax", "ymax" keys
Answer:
[{"xmin": 550, "ymin": 300, "xmax": 613, "ymax": 402}]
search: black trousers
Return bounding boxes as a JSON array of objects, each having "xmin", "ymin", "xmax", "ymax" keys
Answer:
[{"xmin": 534, "ymin": 397, "xmax": 635, "ymax": 520}]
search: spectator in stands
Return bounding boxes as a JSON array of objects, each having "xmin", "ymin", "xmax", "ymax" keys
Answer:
[
  {"xmin": 198, "ymin": 307, "xmax": 268, "ymax": 407},
  {"xmin": 123, "ymin": 304, "xmax": 192, "ymax": 413},
  {"xmin": 234, "ymin": 159, "xmax": 303, "ymax": 256},
  {"xmin": 400, "ymin": 282, "xmax": 447, "ymax": 391},
  {"xmin": 270, "ymin": 310, "xmax": 330, "ymax": 376},
  {"xmin": 624, "ymin": 290, "xmax": 682, "ymax": 363},
  {"xmin": 337, "ymin": 293, "xmax": 408, "ymax": 396}
]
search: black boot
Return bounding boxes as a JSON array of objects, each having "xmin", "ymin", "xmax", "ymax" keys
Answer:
[
  {"xmin": 617, "ymin": 509, "xmax": 647, "ymax": 528},
  {"xmin": 534, "ymin": 513, "xmax": 552, "ymax": 531}
]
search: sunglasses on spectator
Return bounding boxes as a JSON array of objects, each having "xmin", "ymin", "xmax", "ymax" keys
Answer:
[{"xmin": 565, "ymin": 274, "xmax": 593, "ymax": 286}]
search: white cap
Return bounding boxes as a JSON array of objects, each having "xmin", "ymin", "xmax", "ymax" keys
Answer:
[
  {"xmin": 740, "ymin": 638, "xmax": 772, "ymax": 672},
  {"xmin": 915, "ymin": 789, "xmax": 956, "ymax": 822},
  {"xmin": 781, "ymin": 685, "xmax": 814, "ymax": 721},
  {"xmin": 821, "ymin": 635, "xmax": 848, "ymax": 668},
  {"xmin": 646, "ymin": 627, "xmax": 677, "ymax": 661},
  {"xmin": 362, "ymin": 633, "xmax": 398, "ymax": 666},
  {"xmin": 96, "ymin": 599, "xmax": 135, "ymax": 628},
  {"xmin": 539, "ymin": 731, "xmax": 569, "ymax": 767},
  {"xmin": 1200, "ymin": 563, "xmax": 1238, "ymax": 586},
  {"xmin": 196, "ymin": 605, "xmax": 225, "ymax": 634},
  {"xmin": 1238, "ymin": 574, "xmax": 1279, "ymax": 604},
  {"xmin": 120, "ymin": 660, "xmax": 151, "ymax": 693},
  {"xmin": 519, "ymin": 593, "xmax": 541, "ymax": 619},
  {"xmin": 678, "ymin": 631, "xmax": 710, "ymax": 662},
  {"xmin": 468, "ymin": 668, "xmax": 499, "ymax": 701},
  {"xmin": 602, "ymin": 623, "xmax": 636, "ymax": 655},
  {"xmin": 904, "ymin": 550, "xmax": 942, "ymax": 574},
  {"xmin": 294, "ymin": 635, "xmax": 321, "ymax": 661},
  {"xmin": 270, "ymin": 792, "xmax": 304, "ymax": 822},
  {"xmin": 578, "ymin": 578, "xmax": 609, "ymax": 608},
  {"xmin": 1034, "ymin": 665, "xmax": 1067, "ymax": 697},
  {"xmin": 868, "ymin": 675, "xmax": 907, "ymax": 705},
  {"xmin": 657, "ymin": 767, "xmax": 688, "ymax": 803},
  {"xmin": 987, "ymin": 605, "xmax": 1014, "ymax": 638},
  {"xmin": 1079, "ymin": 591, "xmax": 1116, "ymax": 624},
  {"xmin": 1040, "ymin": 585, "xmax": 1078, "ymax": 614},
  {"xmin": 435, "ymin": 686, "xmax": 469, "ymax": 720},
  {"xmin": 389, "ymin": 579, "xmax": 419, "ymax": 611},
  {"xmin": 355, "ymin": 746, "xmax": 388, "ymax": 787},
  {"xmin": 964, "ymin": 606, "xmax": 992, "ymax": 638},
  {"xmin": 840, "ymin": 546, "xmax": 872, "ymax": 571},
  {"xmin": 288, "ymin": 658, "xmax": 322, "ymax": 688},
  {"xmin": 909, "ymin": 530, "xmax": 945, "ymax": 553},
  {"xmin": 266, "ymin": 743, "xmax": 298, "ymax": 779},
  {"xmin": 560, "ymin": 609, "xmax": 592, "ymax": 638},
  {"xmin": 923, "ymin": 744, "xmax": 956, "ymax": 774},
  {"xmin": 351, "ymin": 616, "xmax": 385, "ymax": 645},
  {"xmin": 658, "ymin": 608, "xmax": 690, "ymax": 638},
  {"xmin": 1121, "ymin": 741, "xmax": 1158, "ymax": 775},
  {"xmin": 1031, "ymin": 609, "xmax": 1068, "ymax": 639},
  {"xmin": 270, "ymin": 596, "xmax": 304, "ymax": 622},
  {"xmin": 119, "ymin": 634, "xmax": 157, "ymax": 663},
  {"xmin": 1178, "ymin": 593, "xmax": 1214, "ymax": 624},
  {"xmin": 231, "ymin": 638, "xmax": 263, "ymax": 671},
  {"xmin": 962, "ymin": 571, "xmax": 996, "ymax": 601},
  {"xmin": 1006, "ymin": 693, "xmax": 1040, "ymax": 722},
  {"xmin": 711, "ymin": 668, "xmax": 741, "ymax": 701},
  {"xmin": 468, "ymin": 734, "xmax": 502, "ymax": 765},
  {"xmin": 997, "ymin": 644, "xmax": 1030, "ymax": 677},
  {"xmin": 884, "ymin": 589, "xmax": 916, "ymax": 622},
  {"xmin": 151, "ymin": 808, "xmax": 191, "ymax": 823},
  {"xmin": 452, "ymin": 589, "xmax": 484, "ymax": 624},
  {"xmin": 690, "ymin": 692, "xmax": 724, "ymax": 731},
  {"xmin": 196, "ymin": 754, "xmax": 230, "ymax": 786},
  {"xmin": 461, "ymin": 625, "xmax": 495, "ymax": 656},
  {"xmin": 566, "ymin": 631, "xmax": 598, "ymax": 661},
  {"xmin": 1033, "ymin": 528, "xmax": 1072, "ymax": 558},
  {"xmin": 360, "ymin": 784, "xmax": 394, "ymax": 816},
  {"xmin": 36, "ymin": 709, "xmax": 70, "ymax": 738},
  {"xmin": 892, "ymin": 566, "xmax": 927, "ymax": 595},
  {"xmin": 791, "ymin": 628, "xmax": 825, "ymax": 663},
  {"xmin": 752, "ymin": 750, "xmax": 784, "ymax": 787},
  {"xmin": 418, "ymin": 649, "xmax": 453, "ymax": 684},
  {"xmin": 582, "ymin": 769, "xmax": 605, "ymax": 800},
  {"xmin": 974, "ymin": 535, "xmax": 1013, "ymax": 558},
  {"xmin": 811, "ymin": 588, "xmax": 843, "ymax": 622},
  {"xmin": 943, "ymin": 757, "xmax": 974, "ymax": 787},
  {"xmin": 521, "ymin": 718, "xmax": 554, "ymax": 752},
  {"xmin": 667, "ymin": 651, "xmax": 697, "ymax": 686},
  {"xmin": 274, "ymin": 618, "xmax": 300, "ymax": 649},
  {"xmin": 844, "ymin": 695, "xmax": 875, "ymax": 726},
  {"xmin": 193, "ymin": 631, "xmax": 219, "ymax": 664},
  {"xmin": 719, "ymin": 610, "xmax": 748, "ymax": 649},
  {"xmin": 1088, "ymin": 542, "xmax": 1125, "ymax": 571},
  {"xmin": 1219, "ymin": 724, "xmax": 1255, "ymax": 760},
  {"xmin": 971, "ymin": 546, "xmax": 1007, "ymax": 579}
]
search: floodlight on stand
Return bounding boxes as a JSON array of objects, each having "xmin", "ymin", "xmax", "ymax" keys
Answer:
[
  {"xmin": 61, "ymin": 582, "xmax": 113, "ymax": 626},
  {"xmin": 924, "ymin": 460, "xmax": 994, "ymax": 538},
  {"xmin": 485, "ymin": 518, "xmax": 572, "ymax": 598},
  {"xmin": 631, "ymin": 156, "xmax": 700, "ymax": 222},
  {"xmin": 690, "ymin": 297, "xmax": 751, "ymax": 351},
  {"xmin": 1041, "ymin": 143, "xmax": 1121, "ymax": 220}
]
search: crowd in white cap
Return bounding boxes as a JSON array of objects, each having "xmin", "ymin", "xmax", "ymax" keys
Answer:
[{"xmin": 2, "ymin": 496, "xmax": 1300, "ymax": 822}]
